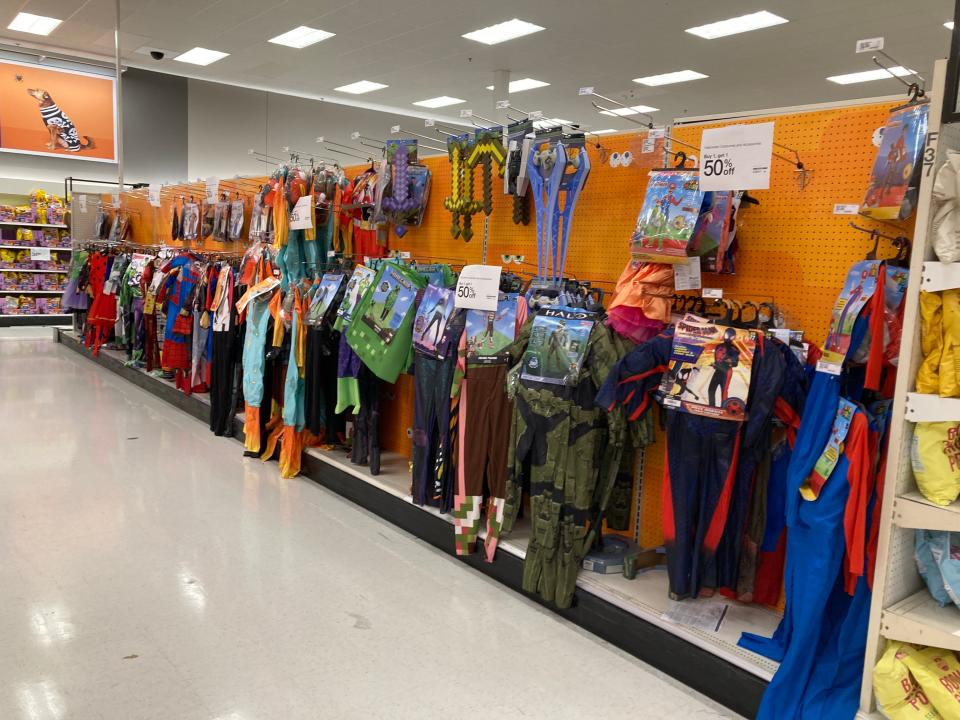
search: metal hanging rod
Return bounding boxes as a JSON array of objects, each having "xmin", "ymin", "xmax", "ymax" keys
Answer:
[
  {"xmin": 350, "ymin": 133, "xmax": 385, "ymax": 148},
  {"xmin": 314, "ymin": 138, "xmax": 371, "ymax": 161},
  {"xmin": 872, "ymin": 50, "xmax": 926, "ymax": 99},
  {"xmin": 582, "ymin": 89, "xmax": 655, "ymax": 128},
  {"xmin": 317, "ymin": 136, "xmax": 371, "ymax": 154}
]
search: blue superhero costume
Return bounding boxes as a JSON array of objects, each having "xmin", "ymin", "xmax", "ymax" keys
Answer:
[
  {"xmin": 596, "ymin": 330, "xmax": 796, "ymax": 599},
  {"xmin": 739, "ymin": 279, "xmax": 890, "ymax": 720}
]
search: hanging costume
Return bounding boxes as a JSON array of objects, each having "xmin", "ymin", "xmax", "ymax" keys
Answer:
[
  {"xmin": 738, "ymin": 261, "xmax": 894, "ymax": 720},
  {"xmin": 502, "ymin": 309, "xmax": 626, "ymax": 608},
  {"xmin": 450, "ymin": 294, "xmax": 528, "ymax": 560}
]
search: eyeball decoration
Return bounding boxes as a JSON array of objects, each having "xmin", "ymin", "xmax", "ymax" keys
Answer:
[
  {"xmin": 619, "ymin": 151, "xmax": 633, "ymax": 168},
  {"xmin": 609, "ymin": 152, "xmax": 621, "ymax": 168}
]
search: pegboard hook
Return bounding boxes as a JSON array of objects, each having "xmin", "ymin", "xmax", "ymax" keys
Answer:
[{"xmin": 871, "ymin": 50, "xmax": 926, "ymax": 100}]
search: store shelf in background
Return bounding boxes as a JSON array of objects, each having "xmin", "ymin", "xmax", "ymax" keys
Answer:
[
  {"xmin": 922, "ymin": 261, "xmax": 960, "ymax": 292},
  {"xmin": 882, "ymin": 590, "xmax": 960, "ymax": 652},
  {"xmin": 0, "ymin": 221, "xmax": 68, "ymax": 229},
  {"xmin": 894, "ymin": 491, "xmax": 960, "ymax": 531},
  {"xmin": 905, "ymin": 392, "xmax": 960, "ymax": 422},
  {"xmin": 0, "ymin": 290, "xmax": 62, "ymax": 294},
  {"xmin": 0, "ymin": 269, "xmax": 66, "ymax": 274},
  {"xmin": 0, "ymin": 245, "xmax": 72, "ymax": 252}
]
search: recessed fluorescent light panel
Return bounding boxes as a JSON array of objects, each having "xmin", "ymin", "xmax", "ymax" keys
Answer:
[
  {"xmin": 7, "ymin": 12, "xmax": 61, "ymax": 35},
  {"xmin": 685, "ymin": 11, "xmax": 788, "ymax": 39},
  {"xmin": 174, "ymin": 47, "xmax": 229, "ymax": 65},
  {"xmin": 413, "ymin": 96, "xmax": 465, "ymax": 108},
  {"xmin": 484, "ymin": 78, "xmax": 550, "ymax": 93},
  {"xmin": 533, "ymin": 118, "xmax": 573, "ymax": 129},
  {"xmin": 335, "ymin": 80, "xmax": 388, "ymax": 94},
  {"xmin": 826, "ymin": 66, "xmax": 914, "ymax": 85},
  {"xmin": 599, "ymin": 105, "xmax": 659, "ymax": 117},
  {"xmin": 462, "ymin": 18, "xmax": 545, "ymax": 45},
  {"xmin": 947, "ymin": 21, "xmax": 955, "ymax": 30},
  {"xmin": 633, "ymin": 70, "xmax": 708, "ymax": 87},
  {"xmin": 269, "ymin": 26, "xmax": 335, "ymax": 48}
]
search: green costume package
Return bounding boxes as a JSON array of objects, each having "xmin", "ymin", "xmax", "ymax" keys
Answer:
[{"xmin": 345, "ymin": 261, "xmax": 426, "ymax": 383}]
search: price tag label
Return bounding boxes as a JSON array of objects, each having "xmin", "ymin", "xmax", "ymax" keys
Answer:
[
  {"xmin": 205, "ymin": 176, "xmax": 219, "ymax": 203},
  {"xmin": 460, "ymin": 109, "xmax": 473, "ymax": 118},
  {"xmin": 398, "ymin": 250, "xmax": 411, "ymax": 259},
  {"xmin": 30, "ymin": 247, "xmax": 51, "ymax": 261},
  {"xmin": 649, "ymin": 127, "xmax": 666, "ymax": 139},
  {"xmin": 702, "ymin": 287, "xmax": 723, "ymax": 299},
  {"xmin": 816, "ymin": 359, "xmax": 843, "ymax": 376},
  {"xmin": 111, "ymin": 192, "xmax": 120, "ymax": 205},
  {"xmin": 856, "ymin": 37, "xmax": 884, "ymax": 53},
  {"xmin": 424, "ymin": 118, "xmax": 435, "ymax": 127},
  {"xmin": 390, "ymin": 125, "xmax": 400, "ymax": 134},
  {"xmin": 454, "ymin": 264, "xmax": 501, "ymax": 310},
  {"xmin": 641, "ymin": 138, "xmax": 655, "ymax": 154},
  {"xmin": 578, "ymin": 86, "xmax": 594, "ymax": 96},
  {"xmin": 699, "ymin": 121, "xmax": 774, "ymax": 191},
  {"xmin": 350, "ymin": 131, "xmax": 360, "ymax": 140},
  {"xmin": 288, "ymin": 195, "xmax": 313, "ymax": 230},
  {"xmin": 495, "ymin": 100, "xmax": 510, "ymax": 110},
  {"xmin": 529, "ymin": 110, "xmax": 544, "ymax": 120},
  {"xmin": 674, "ymin": 257, "xmax": 702, "ymax": 291},
  {"xmin": 327, "ymin": 251, "xmax": 336, "ymax": 257},
  {"xmin": 148, "ymin": 184, "xmax": 162, "ymax": 208},
  {"xmin": 833, "ymin": 203, "xmax": 860, "ymax": 215},
  {"xmin": 78, "ymin": 195, "xmax": 87, "ymax": 214}
]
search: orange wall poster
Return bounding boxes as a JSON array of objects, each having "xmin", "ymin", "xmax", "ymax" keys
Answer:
[{"xmin": 0, "ymin": 59, "xmax": 116, "ymax": 162}]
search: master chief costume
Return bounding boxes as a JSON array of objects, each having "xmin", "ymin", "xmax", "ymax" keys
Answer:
[{"xmin": 500, "ymin": 310, "xmax": 637, "ymax": 609}]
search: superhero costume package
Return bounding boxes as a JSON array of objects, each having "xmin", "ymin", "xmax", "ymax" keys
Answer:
[
  {"xmin": 688, "ymin": 191, "xmax": 737, "ymax": 274},
  {"xmin": 660, "ymin": 315, "xmax": 756, "ymax": 422},
  {"xmin": 862, "ymin": 103, "xmax": 929, "ymax": 221},
  {"xmin": 630, "ymin": 170, "xmax": 705, "ymax": 264},
  {"xmin": 823, "ymin": 260, "xmax": 882, "ymax": 366}
]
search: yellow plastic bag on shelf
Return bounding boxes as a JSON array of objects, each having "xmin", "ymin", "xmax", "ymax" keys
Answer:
[
  {"xmin": 911, "ymin": 422, "xmax": 960, "ymax": 506},
  {"xmin": 918, "ymin": 291, "xmax": 944, "ymax": 394},
  {"xmin": 941, "ymin": 290, "xmax": 960, "ymax": 397},
  {"xmin": 873, "ymin": 641, "xmax": 942, "ymax": 719},
  {"xmin": 901, "ymin": 645, "xmax": 960, "ymax": 719}
]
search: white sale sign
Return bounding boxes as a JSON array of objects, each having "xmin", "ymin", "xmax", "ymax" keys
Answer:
[
  {"xmin": 699, "ymin": 122, "xmax": 775, "ymax": 191},
  {"xmin": 454, "ymin": 264, "xmax": 501, "ymax": 311}
]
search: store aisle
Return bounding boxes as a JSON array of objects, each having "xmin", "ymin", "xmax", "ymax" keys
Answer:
[{"xmin": 0, "ymin": 337, "xmax": 739, "ymax": 720}]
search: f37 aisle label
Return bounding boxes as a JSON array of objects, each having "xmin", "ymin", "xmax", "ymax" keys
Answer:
[{"xmin": 659, "ymin": 315, "xmax": 756, "ymax": 422}]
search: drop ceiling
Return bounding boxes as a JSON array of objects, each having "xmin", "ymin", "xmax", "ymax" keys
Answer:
[{"xmin": 0, "ymin": 0, "xmax": 955, "ymax": 132}]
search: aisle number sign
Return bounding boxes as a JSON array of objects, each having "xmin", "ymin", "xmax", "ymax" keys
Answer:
[
  {"xmin": 699, "ymin": 122, "xmax": 775, "ymax": 191},
  {"xmin": 455, "ymin": 264, "xmax": 501, "ymax": 311}
]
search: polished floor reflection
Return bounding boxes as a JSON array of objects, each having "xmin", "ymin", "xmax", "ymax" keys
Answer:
[{"xmin": 0, "ymin": 333, "xmax": 739, "ymax": 719}]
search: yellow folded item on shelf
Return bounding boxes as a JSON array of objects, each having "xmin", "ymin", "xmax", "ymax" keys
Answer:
[
  {"xmin": 901, "ymin": 645, "xmax": 960, "ymax": 719},
  {"xmin": 873, "ymin": 641, "xmax": 942, "ymax": 720},
  {"xmin": 940, "ymin": 290, "xmax": 960, "ymax": 397},
  {"xmin": 911, "ymin": 422, "xmax": 960, "ymax": 506}
]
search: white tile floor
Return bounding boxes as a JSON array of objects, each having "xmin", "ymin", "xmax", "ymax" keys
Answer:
[{"xmin": 0, "ymin": 334, "xmax": 742, "ymax": 719}]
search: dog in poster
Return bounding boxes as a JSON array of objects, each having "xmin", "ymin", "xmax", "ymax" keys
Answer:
[{"xmin": 26, "ymin": 88, "xmax": 95, "ymax": 152}]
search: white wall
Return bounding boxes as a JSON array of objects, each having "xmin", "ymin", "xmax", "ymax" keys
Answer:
[{"xmin": 187, "ymin": 78, "xmax": 453, "ymax": 180}]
